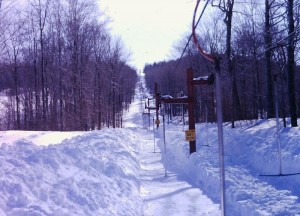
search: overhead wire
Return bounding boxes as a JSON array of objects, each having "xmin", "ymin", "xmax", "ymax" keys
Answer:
[
  {"xmin": 191, "ymin": 2, "xmax": 226, "ymax": 216},
  {"xmin": 192, "ymin": 0, "xmax": 300, "ymax": 78},
  {"xmin": 173, "ymin": 0, "xmax": 300, "ymax": 77},
  {"xmin": 192, "ymin": 0, "xmax": 215, "ymax": 62},
  {"xmin": 172, "ymin": 0, "xmax": 211, "ymax": 74}
]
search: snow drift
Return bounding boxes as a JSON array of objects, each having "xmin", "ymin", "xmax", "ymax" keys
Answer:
[
  {"xmin": 159, "ymin": 118, "xmax": 300, "ymax": 216},
  {"xmin": 0, "ymin": 129, "xmax": 142, "ymax": 216}
]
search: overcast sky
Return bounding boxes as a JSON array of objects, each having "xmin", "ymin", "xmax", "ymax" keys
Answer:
[{"xmin": 99, "ymin": 0, "xmax": 196, "ymax": 71}]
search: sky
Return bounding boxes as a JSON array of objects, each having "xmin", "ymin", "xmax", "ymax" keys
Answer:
[{"xmin": 99, "ymin": 0, "xmax": 196, "ymax": 71}]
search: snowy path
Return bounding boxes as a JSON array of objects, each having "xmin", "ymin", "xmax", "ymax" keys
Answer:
[
  {"xmin": 139, "ymin": 129, "xmax": 220, "ymax": 216},
  {"xmin": 124, "ymin": 77, "xmax": 300, "ymax": 215},
  {"xmin": 123, "ymin": 78, "xmax": 220, "ymax": 215}
]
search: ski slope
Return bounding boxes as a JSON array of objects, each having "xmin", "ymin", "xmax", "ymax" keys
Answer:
[{"xmin": 1, "ymin": 77, "xmax": 300, "ymax": 215}]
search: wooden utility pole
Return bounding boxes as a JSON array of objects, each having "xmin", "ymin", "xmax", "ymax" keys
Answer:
[
  {"xmin": 187, "ymin": 68, "xmax": 196, "ymax": 154},
  {"xmin": 158, "ymin": 68, "xmax": 214, "ymax": 154},
  {"xmin": 155, "ymin": 83, "xmax": 160, "ymax": 128}
]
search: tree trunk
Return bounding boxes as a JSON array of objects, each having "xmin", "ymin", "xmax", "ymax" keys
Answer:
[
  {"xmin": 223, "ymin": 0, "xmax": 239, "ymax": 128},
  {"xmin": 287, "ymin": 0, "xmax": 298, "ymax": 127},
  {"xmin": 34, "ymin": 38, "xmax": 40, "ymax": 129},
  {"xmin": 13, "ymin": 48, "xmax": 20, "ymax": 129},
  {"xmin": 265, "ymin": 0, "xmax": 275, "ymax": 118}
]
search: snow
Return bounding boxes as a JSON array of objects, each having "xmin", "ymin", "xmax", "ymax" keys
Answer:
[
  {"xmin": 193, "ymin": 76, "xmax": 209, "ymax": 81},
  {"xmin": 139, "ymin": 128, "xmax": 220, "ymax": 216},
  {"xmin": 0, "ymin": 129, "xmax": 142, "ymax": 215},
  {"xmin": 1, "ymin": 77, "xmax": 300, "ymax": 215},
  {"xmin": 160, "ymin": 119, "xmax": 300, "ymax": 215}
]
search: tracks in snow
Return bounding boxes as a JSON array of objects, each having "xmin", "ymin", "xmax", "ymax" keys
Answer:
[{"xmin": 139, "ymin": 129, "xmax": 220, "ymax": 216}]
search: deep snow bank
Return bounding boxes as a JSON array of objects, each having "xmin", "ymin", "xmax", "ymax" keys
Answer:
[
  {"xmin": 158, "ymin": 118, "xmax": 300, "ymax": 216},
  {"xmin": 0, "ymin": 129, "xmax": 142, "ymax": 216}
]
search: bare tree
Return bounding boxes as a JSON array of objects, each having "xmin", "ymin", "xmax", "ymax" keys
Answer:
[
  {"xmin": 29, "ymin": 0, "xmax": 50, "ymax": 129},
  {"xmin": 287, "ymin": 0, "xmax": 298, "ymax": 126},
  {"xmin": 213, "ymin": 0, "xmax": 240, "ymax": 127},
  {"xmin": 264, "ymin": 0, "xmax": 275, "ymax": 118}
]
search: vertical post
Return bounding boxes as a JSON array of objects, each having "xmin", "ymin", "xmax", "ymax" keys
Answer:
[
  {"xmin": 182, "ymin": 104, "xmax": 185, "ymax": 132},
  {"xmin": 168, "ymin": 104, "xmax": 170, "ymax": 124},
  {"xmin": 205, "ymin": 102, "xmax": 209, "ymax": 146},
  {"xmin": 182, "ymin": 104, "xmax": 185, "ymax": 125},
  {"xmin": 215, "ymin": 58, "xmax": 226, "ymax": 216},
  {"xmin": 155, "ymin": 82, "xmax": 160, "ymax": 128},
  {"xmin": 153, "ymin": 116, "xmax": 156, "ymax": 153},
  {"xmin": 163, "ymin": 114, "xmax": 167, "ymax": 177},
  {"xmin": 274, "ymin": 76, "xmax": 282, "ymax": 175},
  {"xmin": 187, "ymin": 68, "xmax": 196, "ymax": 154},
  {"xmin": 148, "ymin": 98, "xmax": 150, "ymax": 129}
]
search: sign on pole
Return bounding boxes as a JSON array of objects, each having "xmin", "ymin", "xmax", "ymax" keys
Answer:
[{"xmin": 185, "ymin": 129, "xmax": 196, "ymax": 141}]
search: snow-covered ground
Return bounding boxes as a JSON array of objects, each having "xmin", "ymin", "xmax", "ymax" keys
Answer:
[
  {"xmin": 1, "ymin": 77, "xmax": 300, "ymax": 215},
  {"xmin": 0, "ymin": 128, "xmax": 142, "ymax": 216},
  {"xmin": 161, "ymin": 119, "xmax": 300, "ymax": 216}
]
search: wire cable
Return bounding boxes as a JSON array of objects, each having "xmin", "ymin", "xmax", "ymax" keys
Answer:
[
  {"xmin": 192, "ymin": 0, "xmax": 215, "ymax": 62},
  {"xmin": 172, "ymin": 0, "xmax": 211, "ymax": 73}
]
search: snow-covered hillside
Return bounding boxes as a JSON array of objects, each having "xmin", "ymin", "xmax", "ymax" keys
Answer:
[{"xmin": 1, "ymin": 78, "xmax": 300, "ymax": 215}]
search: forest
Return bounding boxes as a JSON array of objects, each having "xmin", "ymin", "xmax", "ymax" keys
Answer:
[
  {"xmin": 0, "ymin": 0, "xmax": 137, "ymax": 131},
  {"xmin": 144, "ymin": 0, "xmax": 300, "ymax": 128}
]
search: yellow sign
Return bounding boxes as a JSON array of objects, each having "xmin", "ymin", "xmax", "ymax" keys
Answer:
[
  {"xmin": 185, "ymin": 129, "xmax": 196, "ymax": 141},
  {"xmin": 155, "ymin": 119, "xmax": 160, "ymax": 125}
]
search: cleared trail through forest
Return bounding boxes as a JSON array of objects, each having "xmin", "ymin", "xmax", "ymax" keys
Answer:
[
  {"xmin": 139, "ymin": 128, "xmax": 220, "ymax": 216},
  {"xmin": 123, "ymin": 79, "xmax": 220, "ymax": 216}
]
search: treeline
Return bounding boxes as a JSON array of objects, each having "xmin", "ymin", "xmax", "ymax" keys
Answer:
[
  {"xmin": 145, "ymin": 0, "xmax": 300, "ymax": 127},
  {"xmin": 0, "ymin": 0, "xmax": 137, "ymax": 131}
]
